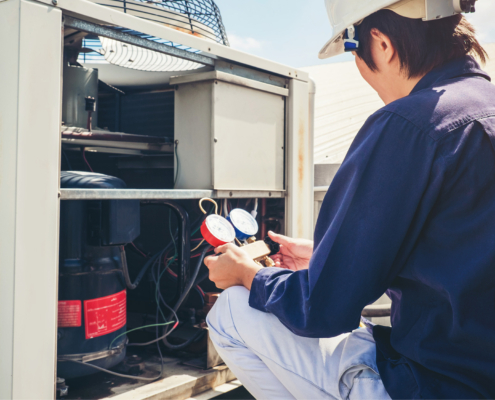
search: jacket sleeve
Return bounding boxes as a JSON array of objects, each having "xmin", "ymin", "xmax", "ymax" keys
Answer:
[{"xmin": 249, "ymin": 111, "xmax": 444, "ymax": 338}]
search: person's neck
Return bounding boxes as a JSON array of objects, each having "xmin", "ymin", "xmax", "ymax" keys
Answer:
[{"xmin": 379, "ymin": 73, "xmax": 425, "ymax": 105}]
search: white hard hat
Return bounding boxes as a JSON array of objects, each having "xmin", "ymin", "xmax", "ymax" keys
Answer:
[{"xmin": 318, "ymin": 0, "xmax": 476, "ymax": 59}]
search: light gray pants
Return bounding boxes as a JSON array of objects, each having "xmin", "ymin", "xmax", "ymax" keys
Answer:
[{"xmin": 206, "ymin": 286, "xmax": 391, "ymax": 400}]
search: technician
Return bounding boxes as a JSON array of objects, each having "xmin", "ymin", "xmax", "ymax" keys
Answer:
[{"xmin": 205, "ymin": 0, "xmax": 495, "ymax": 398}]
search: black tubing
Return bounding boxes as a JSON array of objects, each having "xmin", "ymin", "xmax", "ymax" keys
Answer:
[
  {"xmin": 120, "ymin": 245, "xmax": 167, "ymax": 290},
  {"xmin": 120, "ymin": 246, "xmax": 138, "ymax": 290},
  {"xmin": 162, "ymin": 246, "xmax": 210, "ymax": 350},
  {"xmin": 194, "ymin": 269, "xmax": 210, "ymax": 286},
  {"xmin": 143, "ymin": 201, "xmax": 191, "ymax": 303},
  {"xmin": 162, "ymin": 329, "xmax": 205, "ymax": 350},
  {"xmin": 163, "ymin": 202, "xmax": 191, "ymax": 300},
  {"xmin": 124, "ymin": 202, "xmax": 191, "ymax": 294}
]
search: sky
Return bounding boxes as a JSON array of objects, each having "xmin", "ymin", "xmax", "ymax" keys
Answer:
[{"xmin": 214, "ymin": 0, "xmax": 495, "ymax": 68}]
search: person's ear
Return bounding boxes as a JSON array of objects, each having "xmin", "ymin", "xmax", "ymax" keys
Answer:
[{"xmin": 369, "ymin": 28, "xmax": 396, "ymax": 66}]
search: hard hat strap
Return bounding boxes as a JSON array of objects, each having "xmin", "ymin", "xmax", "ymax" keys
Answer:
[{"xmin": 344, "ymin": 25, "xmax": 359, "ymax": 52}]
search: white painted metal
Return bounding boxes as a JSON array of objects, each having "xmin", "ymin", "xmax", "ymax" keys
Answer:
[
  {"xmin": 0, "ymin": 0, "xmax": 62, "ymax": 398},
  {"xmin": 286, "ymin": 79, "xmax": 314, "ymax": 240},
  {"xmin": 33, "ymin": 0, "xmax": 309, "ymax": 81},
  {"xmin": 213, "ymin": 81, "xmax": 285, "ymax": 191},
  {"xmin": 59, "ymin": 189, "xmax": 284, "ymax": 200},
  {"xmin": 171, "ymin": 71, "xmax": 289, "ymax": 97},
  {"xmin": 0, "ymin": 3, "xmax": 20, "ymax": 397},
  {"xmin": 174, "ymin": 72, "xmax": 286, "ymax": 191}
]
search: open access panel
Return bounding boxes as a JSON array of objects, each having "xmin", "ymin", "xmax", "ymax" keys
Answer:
[{"xmin": 0, "ymin": 0, "xmax": 314, "ymax": 398}]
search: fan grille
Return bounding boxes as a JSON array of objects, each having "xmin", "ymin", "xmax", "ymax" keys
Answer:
[
  {"xmin": 78, "ymin": 0, "xmax": 228, "ymax": 68},
  {"xmin": 92, "ymin": 0, "xmax": 228, "ymax": 45}
]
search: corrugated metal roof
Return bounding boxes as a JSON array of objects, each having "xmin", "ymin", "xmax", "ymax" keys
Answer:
[{"xmin": 302, "ymin": 43, "xmax": 495, "ymax": 165}]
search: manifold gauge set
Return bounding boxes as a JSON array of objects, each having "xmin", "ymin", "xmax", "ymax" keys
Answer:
[{"xmin": 199, "ymin": 198, "xmax": 279, "ymax": 267}]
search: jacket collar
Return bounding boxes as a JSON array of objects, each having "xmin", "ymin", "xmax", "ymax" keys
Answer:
[{"xmin": 411, "ymin": 56, "xmax": 491, "ymax": 95}]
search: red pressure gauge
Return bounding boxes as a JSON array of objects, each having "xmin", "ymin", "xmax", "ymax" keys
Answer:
[{"xmin": 200, "ymin": 214, "xmax": 236, "ymax": 247}]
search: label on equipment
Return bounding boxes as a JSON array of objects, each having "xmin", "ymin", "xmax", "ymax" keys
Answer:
[
  {"xmin": 84, "ymin": 290, "xmax": 126, "ymax": 339},
  {"xmin": 58, "ymin": 300, "xmax": 82, "ymax": 328}
]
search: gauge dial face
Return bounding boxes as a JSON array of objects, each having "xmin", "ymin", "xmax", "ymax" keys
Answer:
[
  {"xmin": 205, "ymin": 214, "xmax": 236, "ymax": 243},
  {"xmin": 229, "ymin": 208, "xmax": 258, "ymax": 236}
]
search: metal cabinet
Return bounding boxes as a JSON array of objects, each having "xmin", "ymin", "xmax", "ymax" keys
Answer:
[
  {"xmin": 0, "ymin": 1, "xmax": 315, "ymax": 398},
  {"xmin": 173, "ymin": 71, "xmax": 287, "ymax": 191}
]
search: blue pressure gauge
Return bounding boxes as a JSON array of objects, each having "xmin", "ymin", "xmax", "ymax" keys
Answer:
[{"xmin": 227, "ymin": 208, "xmax": 259, "ymax": 241}]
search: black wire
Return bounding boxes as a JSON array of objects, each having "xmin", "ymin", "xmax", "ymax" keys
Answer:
[
  {"xmin": 121, "ymin": 246, "xmax": 138, "ymax": 290},
  {"xmin": 62, "ymin": 149, "xmax": 72, "ymax": 170},
  {"xmin": 127, "ymin": 254, "xmax": 179, "ymax": 347},
  {"xmin": 124, "ymin": 204, "xmax": 209, "ymax": 291},
  {"xmin": 125, "ymin": 205, "xmax": 213, "ymax": 349},
  {"xmin": 194, "ymin": 269, "xmax": 210, "ymax": 286},
  {"xmin": 122, "ymin": 241, "xmax": 174, "ymax": 293},
  {"xmin": 161, "ymin": 246, "xmax": 210, "ymax": 350}
]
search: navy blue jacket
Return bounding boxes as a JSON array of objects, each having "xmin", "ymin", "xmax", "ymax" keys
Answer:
[{"xmin": 249, "ymin": 56, "xmax": 495, "ymax": 399}]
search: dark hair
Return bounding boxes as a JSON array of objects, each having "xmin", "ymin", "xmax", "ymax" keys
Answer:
[{"xmin": 356, "ymin": 10, "xmax": 488, "ymax": 78}]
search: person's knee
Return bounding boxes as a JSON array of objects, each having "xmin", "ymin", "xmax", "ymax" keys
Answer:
[{"xmin": 206, "ymin": 286, "xmax": 250, "ymax": 346}]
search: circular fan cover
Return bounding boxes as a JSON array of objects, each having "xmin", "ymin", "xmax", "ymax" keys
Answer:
[{"xmin": 79, "ymin": 0, "xmax": 229, "ymax": 72}]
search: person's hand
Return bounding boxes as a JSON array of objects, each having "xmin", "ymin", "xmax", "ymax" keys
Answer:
[
  {"xmin": 268, "ymin": 231, "xmax": 313, "ymax": 271},
  {"xmin": 204, "ymin": 243, "xmax": 263, "ymax": 290}
]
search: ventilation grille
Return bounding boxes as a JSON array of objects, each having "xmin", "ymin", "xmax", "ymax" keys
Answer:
[{"xmin": 78, "ymin": 0, "xmax": 228, "ymax": 70}]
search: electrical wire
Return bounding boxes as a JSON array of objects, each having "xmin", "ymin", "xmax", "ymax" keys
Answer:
[
  {"xmin": 130, "ymin": 242, "xmax": 147, "ymax": 258},
  {"xmin": 161, "ymin": 246, "xmax": 210, "ymax": 350},
  {"xmin": 124, "ymin": 206, "xmax": 213, "ymax": 349},
  {"xmin": 82, "ymin": 148, "xmax": 94, "ymax": 172},
  {"xmin": 109, "ymin": 321, "xmax": 175, "ymax": 350},
  {"xmin": 191, "ymin": 239, "xmax": 205, "ymax": 252},
  {"xmin": 166, "ymin": 269, "xmax": 205, "ymax": 307},
  {"xmin": 58, "ymin": 359, "xmax": 162, "ymax": 382},
  {"xmin": 127, "ymin": 255, "xmax": 179, "ymax": 347},
  {"xmin": 62, "ymin": 149, "xmax": 72, "ymax": 170},
  {"xmin": 120, "ymin": 245, "xmax": 158, "ymax": 291}
]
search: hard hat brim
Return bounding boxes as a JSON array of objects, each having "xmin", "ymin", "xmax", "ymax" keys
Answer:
[
  {"xmin": 318, "ymin": 31, "xmax": 346, "ymax": 60},
  {"xmin": 318, "ymin": 0, "xmax": 427, "ymax": 59}
]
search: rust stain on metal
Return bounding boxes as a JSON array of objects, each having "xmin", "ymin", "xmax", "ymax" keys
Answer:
[{"xmin": 165, "ymin": 24, "xmax": 209, "ymax": 40}]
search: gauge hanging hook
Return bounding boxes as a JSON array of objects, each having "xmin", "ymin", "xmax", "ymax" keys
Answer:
[{"xmin": 199, "ymin": 198, "xmax": 219, "ymax": 215}]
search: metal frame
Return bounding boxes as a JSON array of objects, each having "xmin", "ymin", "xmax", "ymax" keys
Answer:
[
  {"xmin": 0, "ymin": 1, "xmax": 63, "ymax": 397},
  {"xmin": 60, "ymin": 189, "xmax": 285, "ymax": 200},
  {"xmin": 34, "ymin": 0, "xmax": 309, "ymax": 80},
  {"xmin": 0, "ymin": 0, "xmax": 315, "ymax": 397},
  {"xmin": 64, "ymin": 16, "xmax": 216, "ymax": 66}
]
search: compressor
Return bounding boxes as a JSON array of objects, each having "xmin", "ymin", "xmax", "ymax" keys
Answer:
[{"xmin": 57, "ymin": 171, "xmax": 140, "ymax": 379}]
